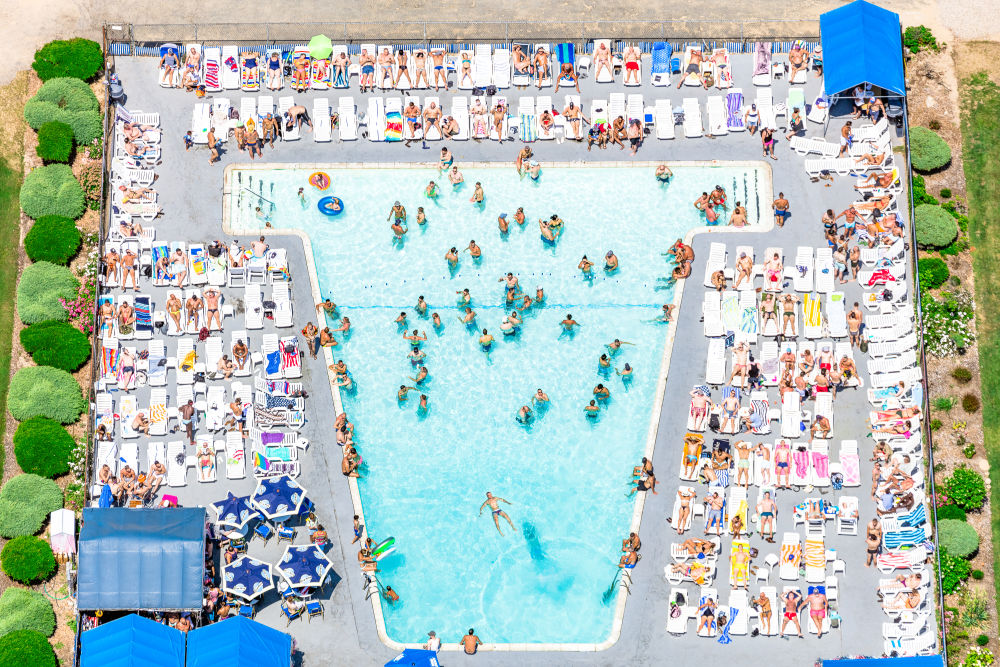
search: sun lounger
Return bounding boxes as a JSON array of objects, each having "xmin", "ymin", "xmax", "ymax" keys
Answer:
[
  {"xmin": 225, "ymin": 431, "xmax": 245, "ymax": 479},
  {"xmin": 803, "ymin": 294, "xmax": 823, "ymax": 339},
  {"xmin": 175, "ymin": 338, "xmax": 196, "ymax": 385},
  {"xmin": 279, "ymin": 336, "xmax": 301, "ymax": 379},
  {"xmin": 365, "ymin": 96, "xmax": 385, "ymax": 141},
  {"xmin": 727, "ymin": 589, "xmax": 749, "ymax": 636},
  {"xmin": 450, "ymin": 96, "xmax": 470, "ymax": 141},
  {"xmin": 725, "ymin": 89, "xmax": 745, "ymax": 131},
  {"xmin": 511, "ymin": 44, "xmax": 532, "ymax": 87},
  {"xmin": 752, "ymin": 42, "xmax": 772, "ymax": 86},
  {"xmin": 666, "ymin": 587, "xmax": 691, "ymax": 634},
  {"xmin": 705, "ymin": 338, "xmax": 726, "ymax": 386},
  {"xmin": 781, "ymin": 392, "xmax": 802, "ymax": 439},
  {"xmin": 696, "ymin": 588, "xmax": 718, "ymax": 637},
  {"xmin": 532, "ymin": 44, "xmax": 553, "ymax": 87},
  {"xmin": 682, "ymin": 98, "xmax": 703, "ymax": 137},
  {"xmin": 706, "ymin": 96, "xmax": 727, "ymax": 136},
  {"xmin": 473, "ymin": 44, "xmax": 492, "ymax": 88},
  {"xmin": 492, "ymin": 48, "xmax": 511, "ymax": 89},
  {"xmin": 188, "ymin": 244, "xmax": 208, "ymax": 286},
  {"xmin": 680, "ymin": 46, "xmax": 702, "ymax": 87},
  {"xmin": 312, "ymin": 98, "xmax": 332, "ymax": 142},
  {"xmin": 244, "ymin": 285, "xmax": 264, "ymax": 330},
  {"xmin": 337, "ymin": 97, "xmax": 358, "ymax": 141},
  {"xmin": 158, "ymin": 44, "xmax": 181, "ymax": 88},
  {"xmin": 166, "ymin": 441, "xmax": 187, "ymax": 486},
  {"xmin": 263, "ymin": 334, "xmax": 282, "ymax": 380},
  {"xmin": 277, "ymin": 96, "xmax": 300, "ymax": 141},
  {"xmin": 650, "ymin": 42, "xmax": 671, "ymax": 86},
  {"xmin": 778, "ymin": 533, "xmax": 801, "ymax": 580},
  {"xmin": 654, "ymin": 99, "xmax": 675, "ymax": 139},
  {"xmin": 241, "ymin": 52, "xmax": 261, "ymax": 91},
  {"xmin": 702, "ymin": 242, "xmax": 727, "ymax": 287}
]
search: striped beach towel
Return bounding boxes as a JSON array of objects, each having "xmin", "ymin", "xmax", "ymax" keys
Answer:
[
  {"xmin": 280, "ymin": 337, "xmax": 300, "ymax": 373},
  {"xmin": 519, "ymin": 114, "xmax": 536, "ymax": 142},
  {"xmin": 205, "ymin": 60, "xmax": 220, "ymax": 88},
  {"xmin": 901, "ymin": 504, "xmax": 927, "ymax": 528},
  {"xmin": 312, "ymin": 59, "xmax": 330, "ymax": 85},
  {"xmin": 750, "ymin": 399, "xmax": 769, "ymax": 434},
  {"xmin": 792, "ymin": 449, "xmax": 810, "ymax": 480},
  {"xmin": 740, "ymin": 306, "xmax": 758, "ymax": 335},
  {"xmin": 804, "ymin": 538, "xmax": 825, "ymax": 568},
  {"xmin": 721, "ymin": 293, "xmax": 740, "ymax": 332},
  {"xmin": 726, "ymin": 91, "xmax": 745, "ymax": 130},
  {"xmin": 102, "ymin": 346, "xmax": 119, "ymax": 379},
  {"xmin": 135, "ymin": 296, "xmax": 152, "ymax": 333},
  {"xmin": 385, "ymin": 111, "xmax": 403, "ymax": 141}
]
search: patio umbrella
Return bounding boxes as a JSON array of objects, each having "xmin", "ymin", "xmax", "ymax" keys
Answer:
[
  {"xmin": 308, "ymin": 35, "xmax": 333, "ymax": 60},
  {"xmin": 385, "ymin": 649, "xmax": 441, "ymax": 667},
  {"xmin": 250, "ymin": 475, "xmax": 307, "ymax": 520},
  {"xmin": 211, "ymin": 492, "xmax": 259, "ymax": 530},
  {"xmin": 276, "ymin": 544, "xmax": 334, "ymax": 589},
  {"xmin": 221, "ymin": 555, "xmax": 274, "ymax": 601}
]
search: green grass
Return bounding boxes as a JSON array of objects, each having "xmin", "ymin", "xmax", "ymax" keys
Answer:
[
  {"xmin": 963, "ymin": 71, "xmax": 1000, "ymax": 605},
  {"xmin": 0, "ymin": 156, "xmax": 22, "ymax": 473}
]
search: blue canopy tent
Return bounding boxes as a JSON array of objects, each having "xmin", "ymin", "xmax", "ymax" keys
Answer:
[
  {"xmin": 385, "ymin": 649, "xmax": 441, "ymax": 667},
  {"xmin": 80, "ymin": 613, "xmax": 185, "ymax": 667},
  {"xmin": 187, "ymin": 616, "xmax": 292, "ymax": 667},
  {"xmin": 824, "ymin": 658, "xmax": 944, "ymax": 667},
  {"xmin": 819, "ymin": 0, "xmax": 905, "ymax": 97},
  {"xmin": 77, "ymin": 507, "xmax": 206, "ymax": 611}
]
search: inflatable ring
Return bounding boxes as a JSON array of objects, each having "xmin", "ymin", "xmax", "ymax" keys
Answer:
[
  {"xmin": 309, "ymin": 171, "xmax": 331, "ymax": 191},
  {"xmin": 317, "ymin": 196, "xmax": 344, "ymax": 216},
  {"xmin": 245, "ymin": 118, "xmax": 256, "ymax": 133}
]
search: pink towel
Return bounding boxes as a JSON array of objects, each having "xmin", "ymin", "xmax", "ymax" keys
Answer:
[
  {"xmin": 792, "ymin": 449, "xmax": 809, "ymax": 479},
  {"xmin": 812, "ymin": 452, "xmax": 829, "ymax": 479},
  {"xmin": 841, "ymin": 453, "xmax": 860, "ymax": 485}
]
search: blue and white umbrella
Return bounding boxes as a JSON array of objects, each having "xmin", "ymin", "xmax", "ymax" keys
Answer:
[
  {"xmin": 221, "ymin": 555, "xmax": 274, "ymax": 601},
  {"xmin": 210, "ymin": 492, "xmax": 259, "ymax": 530},
  {"xmin": 249, "ymin": 475, "xmax": 307, "ymax": 520},
  {"xmin": 276, "ymin": 544, "xmax": 334, "ymax": 589}
]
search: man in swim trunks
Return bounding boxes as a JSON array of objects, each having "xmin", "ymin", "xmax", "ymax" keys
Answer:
[
  {"xmin": 781, "ymin": 294, "xmax": 798, "ymax": 336},
  {"xmin": 689, "ymin": 389, "xmax": 709, "ymax": 431},
  {"xmin": 772, "ymin": 192, "xmax": 790, "ymax": 227},
  {"xmin": 623, "ymin": 45, "xmax": 641, "ymax": 85},
  {"xmin": 806, "ymin": 588, "xmax": 828, "ymax": 637},
  {"xmin": 376, "ymin": 48, "xmax": 393, "ymax": 88},
  {"xmin": 203, "ymin": 288, "xmax": 222, "ymax": 330},
  {"xmin": 461, "ymin": 629, "xmax": 483, "ymax": 655},
  {"xmin": 733, "ymin": 440, "xmax": 753, "ymax": 488},
  {"xmin": 720, "ymin": 390, "xmax": 740, "ymax": 434},
  {"xmin": 478, "ymin": 492, "xmax": 516, "ymax": 535},
  {"xmin": 594, "ymin": 41, "xmax": 612, "ymax": 81},
  {"xmin": 839, "ymin": 120, "xmax": 853, "ymax": 157},
  {"xmin": 423, "ymin": 101, "xmax": 442, "ymax": 140},
  {"xmin": 430, "ymin": 48, "xmax": 446, "ymax": 91},
  {"xmin": 729, "ymin": 341, "xmax": 751, "ymax": 389},
  {"xmin": 403, "ymin": 99, "xmax": 421, "ymax": 146},
  {"xmin": 774, "ymin": 442, "xmax": 791, "ymax": 488},
  {"xmin": 780, "ymin": 590, "xmax": 803, "ymax": 637},
  {"xmin": 562, "ymin": 100, "xmax": 587, "ymax": 140},
  {"xmin": 533, "ymin": 46, "xmax": 549, "ymax": 88},
  {"xmin": 413, "ymin": 49, "xmax": 428, "ymax": 88},
  {"xmin": 676, "ymin": 48, "xmax": 703, "ymax": 89},
  {"xmin": 359, "ymin": 49, "xmax": 376, "ymax": 92},
  {"xmin": 788, "ymin": 44, "xmax": 809, "ymax": 81},
  {"xmin": 757, "ymin": 491, "xmax": 778, "ymax": 542},
  {"xmin": 703, "ymin": 491, "xmax": 724, "ymax": 535}
]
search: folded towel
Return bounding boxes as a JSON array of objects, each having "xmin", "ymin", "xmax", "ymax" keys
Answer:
[
  {"xmin": 266, "ymin": 350, "xmax": 281, "ymax": 375},
  {"xmin": 225, "ymin": 56, "xmax": 238, "ymax": 72}
]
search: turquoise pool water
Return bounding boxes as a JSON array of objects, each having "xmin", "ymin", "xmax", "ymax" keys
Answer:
[{"xmin": 228, "ymin": 164, "xmax": 763, "ymax": 644}]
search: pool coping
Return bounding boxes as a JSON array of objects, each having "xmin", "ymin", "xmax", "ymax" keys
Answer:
[{"xmin": 222, "ymin": 159, "xmax": 774, "ymax": 652}]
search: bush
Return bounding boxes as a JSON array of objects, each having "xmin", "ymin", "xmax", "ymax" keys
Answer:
[
  {"xmin": 19, "ymin": 164, "xmax": 85, "ymax": 220},
  {"xmin": 35, "ymin": 121, "xmax": 75, "ymax": 163},
  {"xmin": 0, "ymin": 474, "xmax": 64, "ymax": 539},
  {"xmin": 911, "ymin": 174, "xmax": 938, "ymax": 205},
  {"xmin": 964, "ymin": 647, "xmax": 994, "ymax": 667},
  {"xmin": 944, "ymin": 466, "xmax": 988, "ymax": 511},
  {"xmin": 15, "ymin": 261, "xmax": 78, "ymax": 325},
  {"xmin": 918, "ymin": 257, "xmax": 950, "ymax": 291},
  {"xmin": 1, "ymin": 536, "xmax": 56, "ymax": 584},
  {"xmin": 939, "ymin": 518, "xmax": 979, "ymax": 557},
  {"xmin": 8, "ymin": 366, "xmax": 86, "ymax": 424},
  {"xmin": 23, "ymin": 77, "xmax": 102, "ymax": 144},
  {"xmin": 940, "ymin": 547, "xmax": 971, "ymax": 594},
  {"xmin": 972, "ymin": 569, "xmax": 985, "ymax": 580},
  {"xmin": 937, "ymin": 503, "xmax": 967, "ymax": 521},
  {"xmin": 24, "ymin": 216, "xmax": 81, "ymax": 265},
  {"xmin": 933, "ymin": 396, "xmax": 956, "ymax": 411},
  {"xmin": 13, "ymin": 417, "xmax": 75, "ymax": 478},
  {"xmin": 940, "ymin": 187, "xmax": 953, "ymax": 199},
  {"xmin": 910, "ymin": 126, "xmax": 952, "ymax": 172},
  {"xmin": 0, "ymin": 630, "xmax": 56, "ymax": 667},
  {"xmin": 952, "ymin": 367, "xmax": 973, "ymax": 384},
  {"xmin": 0, "ymin": 588, "xmax": 55, "ymax": 638},
  {"xmin": 931, "ymin": 418, "xmax": 943, "ymax": 431},
  {"xmin": 20, "ymin": 321, "xmax": 91, "ymax": 372},
  {"xmin": 915, "ymin": 204, "xmax": 958, "ymax": 249},
  {"xmin": 904, "ymin": 26, "xmax": 940, "ymax": 53},
  {"xmin": 963, "ymin": 393, "xmax": 981, "ymax": 413},
  {"xmin": 32, "ymin": 38, "xmax": 103, "ymax": 82}
]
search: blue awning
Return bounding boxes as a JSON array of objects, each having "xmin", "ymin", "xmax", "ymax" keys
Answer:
[
  {"xmin": 824, "ymin": 657, "xmax": 945, "ymax": 667},
  {"xmin": 187, "ymin": 616, "xmax": 292, "ymax": 667},
  {"xmin": 77, "ymin": 507, "xmax": 206, "ymax": 611},
  {"xmin": 80, "ymin": 614, "xmax": 185, "ymax": 667},
  {"xmin": 819, "ymin": 0, "xmax": 905, "ymax": 96}
]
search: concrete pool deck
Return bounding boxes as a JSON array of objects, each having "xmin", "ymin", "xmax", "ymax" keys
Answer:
[{"xmin": 109, "ymin": 52, "xmax": 916, "ymax": 664}]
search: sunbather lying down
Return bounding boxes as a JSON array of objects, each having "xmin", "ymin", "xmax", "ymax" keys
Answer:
[
  {"xmin": 669, "ymin": 561, "xmax": 709, "ymax": 584},
  {"xmin": 680, "ymin": 537, "xmax": 716, "ymax": 556}
]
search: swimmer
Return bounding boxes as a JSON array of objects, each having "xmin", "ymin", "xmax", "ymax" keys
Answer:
[
  {"xmin": 387, "ymin": 200, "xmax": 407, "ymax": 223},
  {"xmin": 594, "ymin": 384, "xmax": 611, "ymax": 400},
  {"xmin": 449, "ymin": 166, "xmax": 464, "ymax": 185},
  {"xmin": 479, "ymin": 328, "xmax": 494, "ymax": 349},
  {"xmin": 498, "ymin": 213, "xmax": 510, "ymax": 234},
  {"xmin": 578, "ymin": 255, "xmax": 594, "ymax": 275},
  {"xmin": 407, "ymin": 348, "xmax": 426, "ymax": 364},
  {"xmin": 446, "ymin": 247, "xmax": 459, "ymax": 268},
  {"xmin": 466, "ymin": 240, "xmax": 482, "ymax": 259},
  {"xmin": 514, "ymin": 207, "xmax": 526, "ymax": 226},
  {"xmin": 527, "ymin": 160, "xmax": 541, "ymax": 180},
  {"xmin": 585, "ymin": 399, "xmax": 600, "ymax": 416},
  {"xmin": 255, "ymin": 206, "xmax": 273, "ymax": 228},
  {"xmin": 397, "ymin": 385, "xmax": 417, "ymax": 402},
  {"xmin": 607, "ymin": 338, "xmax": 633, "ymax": 354},
  {"xmin": 402, "ymin": 329, "xmax": 427, "ymax": 346},
  {"xmin": 539, "ymin": 219, "xmax": 557, "ymax": 243},
  {"xmin": 432, "ymin": 313, "xmax": 443, "ymax": 329},
  {"xmin": 617, "ymin": 363, "xmax": 633, "ymax": 379},
  {"xmin": 409, "ymin": 365, "xmax": 429, "ymax": 385},
  {"xmin": 508, "ymin": 311, "xmax": 522, "ymax": 326},
  {"xmin": 425, "ymin": 181, "xmax": 439, "ymax": 198},
  {"xmin": 418, "ymin": 394, "xmax": 429, "ymax": 413},
  {"xmin": 469, "ymin": 181, "xmax": 484, "ymax": 205},
  {"xmin": 533, "ymin": 389, "xmax": 550, "ymax": 405},
  {"xmin": 297, "ymin": 187, "xmax": 308, "ymax": 207},
  {"xmin": 316, "ymin": 298, "xmax": 338, "ymax": 316},
  {"xmin": 599, "ymin": 353, "xmax": 611, "ymax": 369},
  {"xmin": 391, "ymin": 219, "xmax": 408, "ymax": 240},
  {"xmin": 517, "ymin": 294, "xmax": 533, "ymax": 310},
  {"xmin": 459, "ymin": 307, "xmax": 477, "ymax": 325},
  {"xmin": 517, "ymin": 406, "xmax": 533, "ymax": 424},
  {"xmin": 395, "ymin": 312, "xmax": 408, "ymax": 326},
  {"xmin": 416, "ymin": 207, "xmax": 427, "ymax": 225},
  {"xmin": 535, "ymin": 287, "xmax": 544, "ymax": 303},
  {"xmin": 605, "ymin": 251, "xmax": 619, "ymax": 271},
  {"xmin": 561, "ymin": 314, "xmax": 580, "ymax": 331},
  {"xmin": 655, "ymin": 164, "xmax": 673, "ymax": 183},
  {"xmin": 657, "ymin": 304, "xmax": 675, "ymax": 322},
  {"xmin": 415, "ymin": 296, "xmax": 428, "ymax": 315},
  {"xmin": 456, "ymin": 288, "xmax": 471, "ymax": 305},
  {"xmin": 479, "ymin": 492, "xmax": 516, "ymax": 536},
  {"xmin": 499, "ymin": 272, "xmax": 520, "ymax": 291}
]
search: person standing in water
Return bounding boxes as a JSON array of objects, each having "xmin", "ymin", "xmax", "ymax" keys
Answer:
[{"xmin": 479, "ymin": 492, "xmax": 516, "ymax": 535}]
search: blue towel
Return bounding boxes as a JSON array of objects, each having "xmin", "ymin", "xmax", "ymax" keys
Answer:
[
  {"xmin": 651, "ymin": 42, "xmax": 671, "ymax": 73},
  {"xmin": 99, "ymin": 484, "xmax": 114, "ymax": 508},
  {"xmin": 556, "ymin": 42, "xmax": 575, "ymax": 66},
  {"xmin": 717, "ymin": 607, "xmax": 737, "ymax": 644},
  {"xmin": 266, "ymin": 350, "xmax": 281, "ymax": 375}
]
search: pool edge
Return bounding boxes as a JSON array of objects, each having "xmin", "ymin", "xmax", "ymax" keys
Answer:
[{"xmin": 222, "ymin": 159, "xmax": 774, "ymax": 653}]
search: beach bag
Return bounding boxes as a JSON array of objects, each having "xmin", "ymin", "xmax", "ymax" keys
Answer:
[
  {"xmin": 859, "ymin": 339, "xmax": 869, "ymax": 354},
  {"xmin": 708, "ymin": 413, "xmax": 721, "ymax": 431},
  {"xmin": 717, "ymin": 612, "xmax": 727, "ymax": 627},
  {"xmin": 670, "ymin": 605, "xmax": 682, "ymax": 618}
]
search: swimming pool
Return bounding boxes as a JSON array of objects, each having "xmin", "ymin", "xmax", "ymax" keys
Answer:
[{"xmin": 226, "ymin": 162, "xmax": 766, "ymax": 646}]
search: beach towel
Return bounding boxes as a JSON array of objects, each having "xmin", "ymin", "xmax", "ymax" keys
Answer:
[
  {"xmin": 261, "ymin": 432, "xmax": 285, "ymax": 446},
  {"xmin": 750, "ymin": 399, "xmax": 769, "ymax": 434},
  {"xmin": 695, "ymin": 385, "xmax": 712, "ymax": 399},
  {"xmin": 180, "ymin": 350, "xmax": 197, "ymax": 371},
  {"xmin": 726, "ymin": 91, "xmax": 745, "ymax": 130},
  {"xmin": 385, "ymin": 110, "xmax": 403, "ymax": 141},
  {"xmin": 519, "ymin": 114, "xmax": 537, "ymax": 142},
  {"xmin": 884, "ymin": 527, "xmax": 925, "ymax": 549},
  {"xmin": 225, "ymin": 56, "xmax": 238, "ymax": 72},
  {"xmin": 117, "ymin": 360, "xmax": 136, "ymax": 390},
  {"xmin": 753, "ymin": 42, "xmax": 771, "ymax": 76},
  {"xmin": 721, "ymin": 386, "xmax": 741, "ymax": 402},
  {"xmin": 715, "ymin": 468, "xmax": 730, "ymax": 488},
  {"xmin": 312, "ymin": 59, "xmax": 330, "ymax": 85},
  {"xmin": 651, "ymin": 42, "xmax": 670, "ymax": 76},
  {"xmin": 901, "ymin": 504, "xmax": 927, "ymax": 527},
  {"xmin": 152, "ymin": 245, "xmax": 170, "ymax": 282},
  {"xmin": 811, "ymin": 451, "xmax": 830, "ymax": 479},
  {"xmin": 252, "ymin": 451, "xmax": 270, "ymax": 471},
  {"xmin": 804, "ymin": 538, "xmax": 825, "ymax": 567},
  {"xmin": 867, "ymin": 268, "xmax": 897, "ymax": 287},
  {"xmin": 266, "ymin": 394, "xmax": 298, "ymax": 410},
  {"xmin": 792, "ymin": 449, "xmax": 809, "ymax": 479},
  {"xmin": 266, "ymin": 380, "xmax": 292, "ymax": 395},
  {"xmin": 135, "ymin": 296, "xmax": 152, "ymax": 333},
  {"xmin": 102, "ymin": 346, "xmax": 119, "ymax": 378},
  {"xmin": 190, "ymin": 247, "xmax": 206, "ymax": 277},
  {"xmin": 717, "ymin": 608, "xmax": 736, "ymax": 645},
  {"xmin": 740, "ymin": 306, "xmax": 758, "ymax": 335},
  {"xmin": 280, "ymin": 338, "xmax": 300, "ymax": 372},
  {"xmin": 205, "ymin": 60, "xmax": 220, "ymax": 88},
  {"xmin": 780, "ymin": 541, "xmax": 800, "ymax": 568},
  {"xmin": 148, "ymin": 348, "xmax": 166, "ymax": 383},
  {"xmin": 721, "ymin": 294, "xmax": 741, "ymax": 332},
  {"xmin": 266, "ymin": 350, "xmax": 281, "ymax": 375},
  {"xmin": 254, "ymin": 404, "xmax": 285, "ymax": 426},
  {"xmin": 99, "ymin": 484, "xmax": 115, "ymax": 508},
  {"xmin": 556, "ymin": 42, "xmax": 575, "ymax": 71},
  {"xmin": 841, "ymin": 452, "xmax": 860, "ymax": 485},
  {"xmin": 332, "ymin": 66, "xmax": 348, "ymax": 88},
  {"xmin": 241, "ymin": 57, "xmax": 260, "ymax": 89},
  {"xmin": 804, "ymin": 295, "xmax": 822, "ymax": 327}
]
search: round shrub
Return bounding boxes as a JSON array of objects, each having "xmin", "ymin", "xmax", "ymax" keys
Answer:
[
  {"xmin": 0, "ymin": 588, "xmax": 55, "ymax": 638},
  {"xmin": 1, "ymin": 536, "xmax": 56, "ymax": 584},
  {"xmin": 915, "ymin": 204, "xmax": 958, "ymax": 249},
  {"xmin": 20, "ymin": 321, "xmax": 90, "ymax": 372},
  {"xmin": 976, "ymin": 634, "xmax": 990, "ymax": 647},
  {"xmin": 940, "ymin": 188, "xmax": 953, "ymax": 199},
  {"xmin": 19, "ymin": 164, "xmax": 85, "ymax": 220},
  {"xmin": 952, "ymin": 367, "xmax": 973, "ymax": 384},
  {"xmin": 35, "ymin": 121, "xmax": 74, "ymax": 163},
  {"xmin": 0, "ymin": 630, "xmax": 56, "ymax": 667},
  {"xmin": 0, "ymin": 474, "xmax": 64, "ymax": 539},
  {"xmin": 963, "ymin": 393, "xmax": 981, "ymax": 413},
  {"xmin": 944, "ymin": 466, "xmax": 988, "ymax": 511},
  {"xmin": 918, "ymin": 257, "xmax": 949, "ymax": 290},
  {"xmin": 937, "ymin": 503, "xmax": 967, "ymax": 521},
  {"xmin": 938, "ymin": 518, "xmax": 979, "ymax": 557},
  {"xmin": 24, "ymin": 216, "xmax": 81, "ymax": 265},
  {"xmin": 972, "ymin": 569, "xmax": 985, "ymax": 580},
  {"xmin": 8, "ymin": 366, "xmax": 86, "ymax": 424},
  {"xmin": 16, "ymin": 261, "xmax": 78, "ymax": 325},
  {"xmin": 32, "ymin": 38, "xmax": 103, "ymax": 82},
  {"xmin": 13, "ymin": 417, "xmax": 75, "ymax": 478},
  {"xmin": 910, "ymin": 126, "xmax": 952, "ymax": 172},
  {"xmin": 23, "ymin": 77, "xmax": 102, "ymax": 144}
]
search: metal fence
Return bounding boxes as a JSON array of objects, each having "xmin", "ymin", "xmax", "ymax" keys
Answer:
[{"xmin": 105, "ymin": 18, "xmax": 819, "ymax": 51}]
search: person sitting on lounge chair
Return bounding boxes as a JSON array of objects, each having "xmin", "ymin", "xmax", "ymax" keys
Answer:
[
  {"xmin": 555, "ymin": 62, "xmax": 579, "ymax": 93},
  {"xmin": 809, "ymin": 415, "xmax": 831, "ymax": 442},
  {"xmin": 788, "ymin": 44, "xmax": 809, "ymax": 80},
  {"xmin": 198, "ymin": 443, "xmax": 215, "ymax": 480}
]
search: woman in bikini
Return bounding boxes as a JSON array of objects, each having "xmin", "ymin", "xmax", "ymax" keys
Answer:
[
  {"xmin": 460, "ymin": 51, "xmax": 473, "ymax": 88},
  {"xmin": 166, "ymin": 292, "xmax": 183, "ymax": 333},
  {"xmin": 293, "ymin": 53, "xmax": 310, "ymax": 92}
]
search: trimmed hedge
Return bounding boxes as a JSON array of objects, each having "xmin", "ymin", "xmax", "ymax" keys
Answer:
[
  {"xmin": 24, "ymin": 216, "xmax": 81, "ymax": 265},
  {"xmin": 8, "ymin": 366, "xmax": 86, "ymax": 424},
  {"xmin": 19, "ymin": 164, "xmax": 85, "ymax": 220},
  {"xmin": 1, "ymin": 536, "xmax": 56, "ymax": 584},
  {"xmin": 914, "ymin": 204, "xmax": 958, "ymax": 249},
  {"xmin": 0, "ymin": 588, "xmax": 56, "ymax": 638},
  {"xmin": 32, "ymin": 38, "xmax": 103, "ymax": 82},
  {"xmin": 20, "ymin": 320, "xmax": 91, "ymax": 371},
  {"xmin": 16, "ymin": 261, "xmax": 78, "ymax": 325},
  {"xmin": 23, "ymin": 77, "xmax": 102, "ymax": 144},
  {"xmin": 939, "ymin": 518, "xmax": 979, "ymax": 558},
  {"xmin": 35, "ymin": 121, "xmax": 74, "ymax": 163},
  {"xmin": 910, "ymin": 126, "xmax": 952, "ymax": 172},
  {"xmin": 937, "ymin": 503, "xmax": 967, "ymax": 521},
  {"xmin": 0, "ymin": 474, "xmax": 64, "ymax": 538},
  {"xmin": 0, "ymin": 630, "xmax": 56, "ymax": 667},
  {"xmin": 14, "ymin": 417, "xmax": 75, "ymax": 478},
  {"xmin": 917, "ymin": 257, "xmax": 949, "ymax": 290}
]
